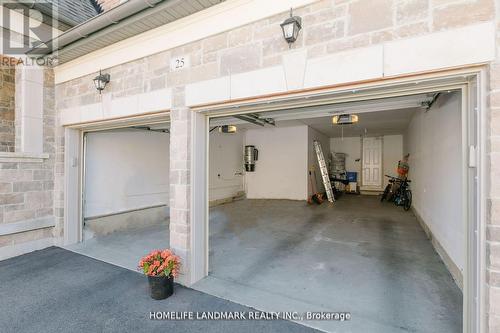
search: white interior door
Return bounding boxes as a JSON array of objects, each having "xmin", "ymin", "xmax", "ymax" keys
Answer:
[{"xmin": 362, "ymin": 137, "xmax": 382, "ymax": 187}]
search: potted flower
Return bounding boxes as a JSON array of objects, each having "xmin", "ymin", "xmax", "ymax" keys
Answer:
[{"xmin": 138, "ymin": 249, "xmax": 181, "ymax": 300}]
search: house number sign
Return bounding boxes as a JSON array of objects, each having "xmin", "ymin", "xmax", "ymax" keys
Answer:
[{"xmin": 170, "ymin": 56, "xmax": 190, "ymax": 71}]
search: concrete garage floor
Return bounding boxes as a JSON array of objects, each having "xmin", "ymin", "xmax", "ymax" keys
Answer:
[
  {"xmin": 192, "ymin": 195, "xmax": 462, "ymax": 333},
  {"xmin": 65, "ymin": 223, "xmax": 169, "ymax": 271}
]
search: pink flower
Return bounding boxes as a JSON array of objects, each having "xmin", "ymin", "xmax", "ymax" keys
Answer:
[{"xmin": 138, "ymin": 248, "xmax": 182, "ymax": 277}]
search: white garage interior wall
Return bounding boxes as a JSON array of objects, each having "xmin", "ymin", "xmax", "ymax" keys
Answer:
[
  {"xmin": 330, "ymin": 135, "xmax": 402, "ymax": 188},
  {"xmin": 244, "ymin": 126, "xmax": 308, "ymax": 200},
  {"xmin": 84, "ymin": 129, "xmax": 170, "ymax": 222},
  {"xmin": 382, "ymin": 135, "xmax": 404, "ymax": 187},
  {"xmin": 208, "ymin": 130, "xmax": 245, "ymax": 202},
  {"xmin": 308, "ymin": 127, "xmax": 330, "ymax": 194},
  {"xmin": 404, "ymin": 92, "xmax": 464, "ymax": 278},
  {"xmin": 330, "ymin": 136, "xmax": 362, "ymax": 175},
  {"xmin": 208, "ymin": 125, "xmax": 324, "ymax": 202}
]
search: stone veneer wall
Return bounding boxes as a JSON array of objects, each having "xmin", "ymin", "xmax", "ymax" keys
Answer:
[
  {"xmin": 56, "ymin": 0, "xmax": 495, "ymax": 109},
  {"xmin": 487, "ymin": 2, "xmax": 500, "ymax": 330},
  {"xmin": 54, "ymin": 0, "xmax": 498, "ymax": 329},
  {"xmin": 0, "ymin": 65, "xmax": 15, "ymax": 153},
  {"xmin": 0, "ymin": 69, "xmax": 55, "ymax": 253}
]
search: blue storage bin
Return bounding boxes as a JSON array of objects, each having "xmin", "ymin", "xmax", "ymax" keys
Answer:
[{"xmin": 346, "ymin": 172, "xmax": 357, "ymax": 182}]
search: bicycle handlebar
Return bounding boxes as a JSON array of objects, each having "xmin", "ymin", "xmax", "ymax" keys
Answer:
[{"xmin": 385, "ymin": 174, "xmax": 411, "ymax": 183}]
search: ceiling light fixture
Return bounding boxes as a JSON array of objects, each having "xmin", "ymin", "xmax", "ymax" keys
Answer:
[
  {"xmin": 219, "ymin": 125, "xmax": 237, "ymax": 134},
  {"xmin": 332, "ymin": 114, "xmax": 359, "ymax": 125}
]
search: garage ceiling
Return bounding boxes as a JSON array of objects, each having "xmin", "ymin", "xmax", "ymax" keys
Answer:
[
  {"xmin": 298, "ymin": 108, "xmax": 418, "ymax": 137},
  {"xmin": 210, "ymin": 92, "xmax": 444, "ymax": 137}
]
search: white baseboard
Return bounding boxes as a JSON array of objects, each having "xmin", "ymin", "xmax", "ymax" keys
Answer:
[
  {"xmin": 209, "ymin": 191, "xmax": 245, "ymax": 207},
  {"xmin": 0, "ymin": 216, "xmax": 55, "ymax": 236},
  {"xmin": 0, "ymin": 238, "xmax": 54, "ymax": 261},
  {"xmin": 84, "ymin": 206, "xmax": 168, "ymax": 236},
  {"xmin": 412, "ymin": 207, "xmax": 463, "ymax": 290}
]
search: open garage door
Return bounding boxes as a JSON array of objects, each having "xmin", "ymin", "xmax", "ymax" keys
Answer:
[
  {"xmin": 189, "ymin": 71, "xmax": 484, "ymax": 333},
  {"xmin": 65, "ymin": 121, "xmax": 171, "ymax": 271}
]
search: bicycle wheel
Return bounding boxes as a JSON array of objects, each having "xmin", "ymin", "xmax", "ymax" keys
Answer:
[
  {"xmin": 381, "ymin": 184, "xmax": 391, "ymax": 202},
  {"xmin": 403, "ymin": 190, "xmax": 412, "ymax": 211}
]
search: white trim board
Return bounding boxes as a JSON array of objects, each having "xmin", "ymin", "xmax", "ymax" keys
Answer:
[
  {"xmin": 0, "ymin": 152, "xmax": 49, "ymax": 163},
  {"xmin": 59, "ymin": 88, "xmax": 172, "ymax": 126},
  {"xmin": 0, "ymin": 217, "xmax": 55, "ymax": 236},
  {"xmin": 384, "ymin": 22, "xmax": 495, "ymax": 76}
]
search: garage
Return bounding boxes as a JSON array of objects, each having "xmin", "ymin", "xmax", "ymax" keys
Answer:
[
  {"xmin": 191, "ymin": 81, "xmax": 473, "ymax": 332},
  {"xmin": 66, "ymin": 121, "xmax": 171, "ymax": 271}
]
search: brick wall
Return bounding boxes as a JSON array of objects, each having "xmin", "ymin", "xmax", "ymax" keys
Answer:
[
  {"xmin": 0, "ymin": 68, "xmax": 55, "ymax": 253},
  {"xmin": 0, "ymin": 65, "xmax": 15, "ymax": 153}
]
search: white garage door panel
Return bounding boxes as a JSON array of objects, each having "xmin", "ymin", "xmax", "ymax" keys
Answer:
[{"xmin": 84, "ymin": 130, "xmax": 170, "ymax": 218}]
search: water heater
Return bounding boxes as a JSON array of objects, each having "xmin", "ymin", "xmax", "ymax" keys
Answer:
[{"xmin": 244, "ymin": 145, "xmax": 258, "ymax": 172}]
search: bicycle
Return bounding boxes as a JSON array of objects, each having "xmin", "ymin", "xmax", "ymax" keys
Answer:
[
  {"xmin": 381, "ymin": 175, "xmax": 397, "ymax": 202},
  {"xmin": 393, "ymin": 178, "xmax": 412, "ymax": 211},
  {"xmin": 381, "ymin": 175, "xmax": 412, "ymax": 211}
]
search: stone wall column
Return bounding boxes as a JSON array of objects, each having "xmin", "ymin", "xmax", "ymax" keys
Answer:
[
  {"xmin": 0, "ymin": 62, "xmax": 15, "ymax": 152},
  {"xmin": 14, "ymin": 64, "xmax": 44, "ymax": 154},
  {"xmin": 488, "ymin": 59, "xmax": 500, "ymax": 331},
  {"xmin": 169, "ymin": 106, "xmax": 192, "ymax": 285},
  {"xmin": 487, "ymin": 5, "xmax": 500, "ymax": 330}
]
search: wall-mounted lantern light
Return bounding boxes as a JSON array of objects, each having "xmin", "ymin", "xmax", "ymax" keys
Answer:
[
  {"xmin": 93, "ymin": 69, "xmax": 110, "ymax": 94},
  {"xmin": 280, "ymin": 8, "xmax": 302, "ymax": 48}
]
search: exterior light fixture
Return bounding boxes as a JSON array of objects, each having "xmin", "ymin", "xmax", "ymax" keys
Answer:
[
  {"xmin": 280, "ymin": 8, "xmax": 302, "ymax": 48},
  {"xmin": 219, "ymin": 125, "xmax": 237, "ymax": 133},
  {"xmin": 93, "ymin": 69, "xmax": 110, "ymax": 94},
  {"xmin": 332, "ymin": 114, "xmax": 359, "ymax": 125}
]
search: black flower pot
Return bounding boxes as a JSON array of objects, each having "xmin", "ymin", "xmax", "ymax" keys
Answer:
[{"xmin": 148, "ymin": 275, "xmax": 174, "ymax": 300}]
